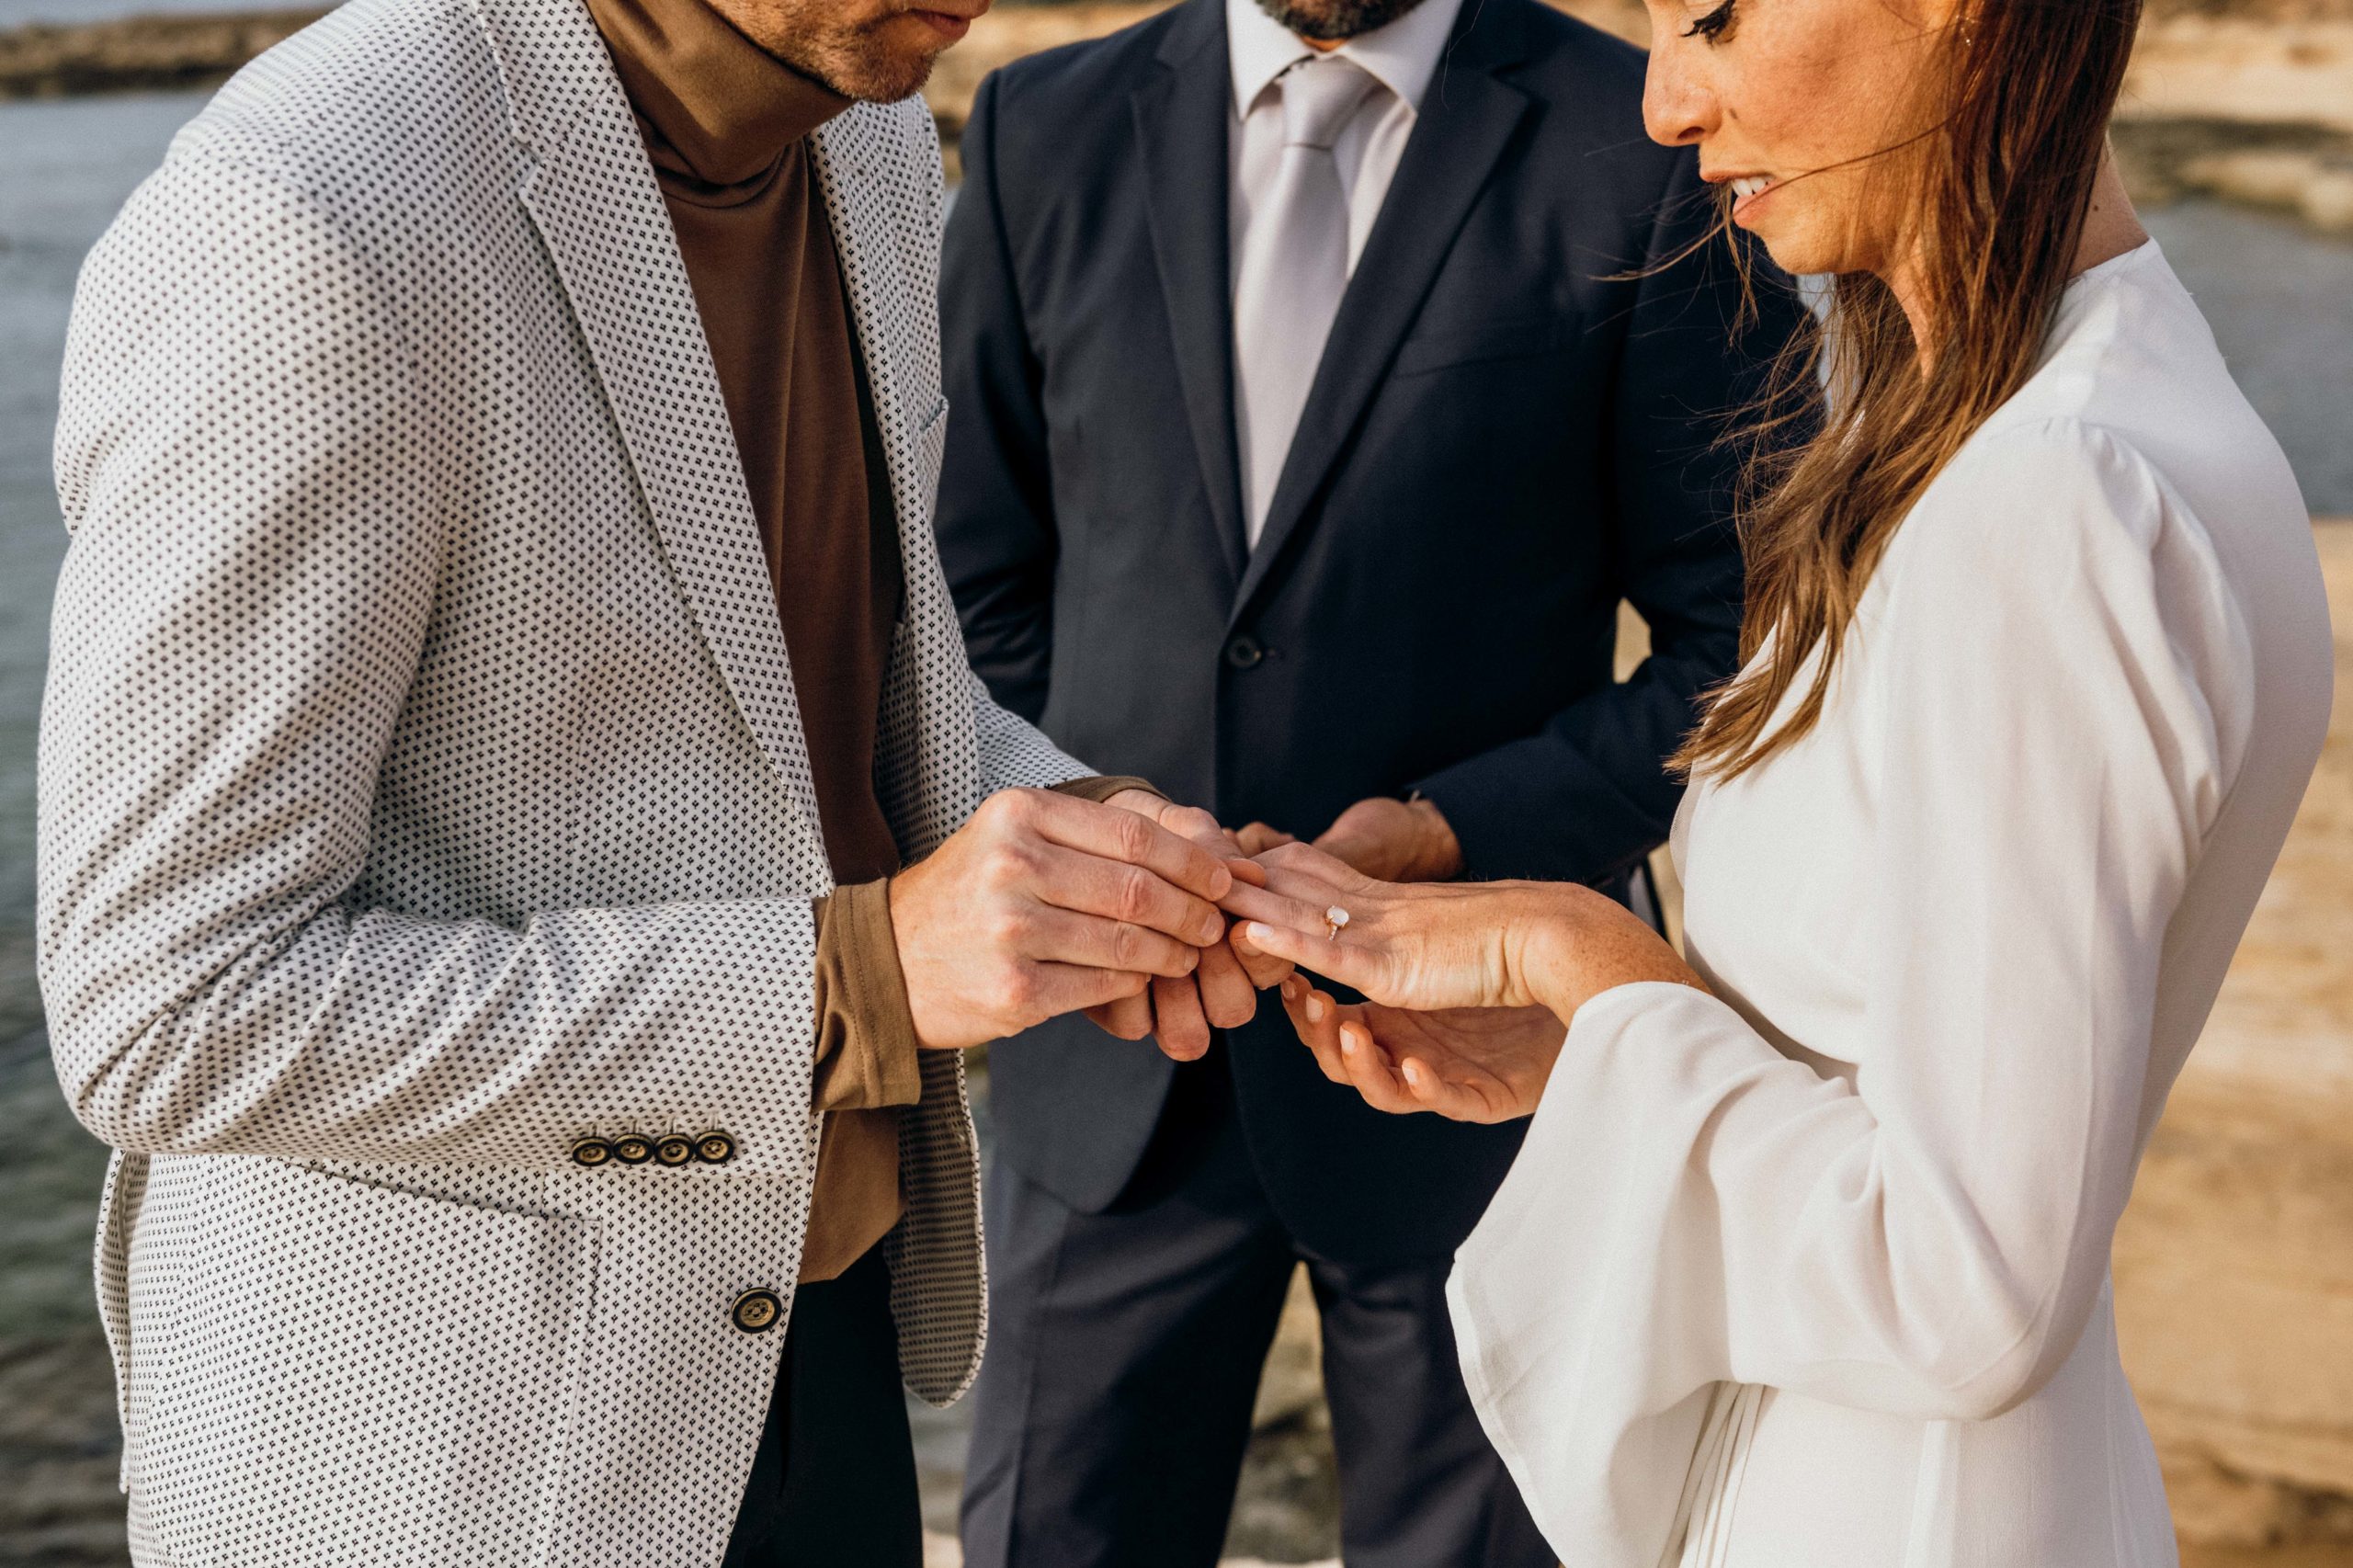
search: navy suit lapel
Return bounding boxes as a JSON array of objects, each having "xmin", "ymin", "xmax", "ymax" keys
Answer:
[
  {"xmin": 1230, "ymin": 0, "xmax": 1538, "ymax": 624},
  {"xmin": 1134, "ymin": 0, "xmax": 1250, "ymax": 585}
]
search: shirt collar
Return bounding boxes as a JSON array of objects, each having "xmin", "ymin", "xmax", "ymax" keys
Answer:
[
  {"xmin": 586, "ymin": 0, "xmax": 851, "ymax": 188},
  {"xmin": 1226, "ymin": 0, "xmax": 1467, "ymax": 121}
]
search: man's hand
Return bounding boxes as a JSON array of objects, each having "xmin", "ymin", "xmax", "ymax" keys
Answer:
[
  {"xmin": 1086, "ymin": 790, "xmax": 1291, "ymax": 1061},
  {"xmin": 888, "ymin": 789, "xmax": 1235, "ymax": 1053},
  {"xmin": 1310, "ymin": 796, "xmax": 1464, "ymax": 882}
]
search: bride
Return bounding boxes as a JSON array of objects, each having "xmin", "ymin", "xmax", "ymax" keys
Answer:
[{"xmin": 1219, "ymin": 0, "xmax": 2335, "ymax": 1562}]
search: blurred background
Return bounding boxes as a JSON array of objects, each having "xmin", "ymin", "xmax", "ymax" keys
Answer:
[{"xmin": 1, "ymin": 1, "xmax": 2348, "ymax": 1563}]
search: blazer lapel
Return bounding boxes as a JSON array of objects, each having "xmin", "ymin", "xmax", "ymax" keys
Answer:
[
  {"xmin": 1134, "ymin": 0, "xmax": 1249, "ymax": 586},
  {"xmin": 474, "ymin": 0, "xmax": 830, "ymax": 882},
  {"xmin": 1230, "ymin": 0, "xmax": 1537, "ymax": 623},
  {"xmin": 809, "ymin": 104, "xmax": 983, "ymax": 851}
]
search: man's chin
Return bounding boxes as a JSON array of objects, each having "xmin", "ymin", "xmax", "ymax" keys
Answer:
[{"xmin": 791, "ymin": 18, "xmax": 948, "ymax": 105}]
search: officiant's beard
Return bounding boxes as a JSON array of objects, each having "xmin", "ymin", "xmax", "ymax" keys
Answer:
[{"xmin": 1255, "ymin": 0, "xmax": 1428, "ymax": 42}]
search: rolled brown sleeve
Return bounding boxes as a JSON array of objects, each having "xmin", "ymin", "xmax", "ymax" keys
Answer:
[{"xmin": 809, "ymin": 877, "xmax": 923, "ymax": 1112}]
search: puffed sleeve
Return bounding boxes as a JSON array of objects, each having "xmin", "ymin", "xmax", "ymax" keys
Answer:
[{"xmin": 1445, "ymin": 418, "xmax": 2254, "ymax": 1562}]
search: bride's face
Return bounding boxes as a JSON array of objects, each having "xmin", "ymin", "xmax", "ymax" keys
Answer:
[{"xmin": 1638, "ymin": 0, "xmax": 1963, "ymax": 282}]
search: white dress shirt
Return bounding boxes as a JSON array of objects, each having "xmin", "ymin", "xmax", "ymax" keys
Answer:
[
  {"xmin": 1226, "ymin": 0, "xmax": 1467, "ymax": 278},
  {"xmin": 1446, "ymin": 242, "xmax": 2335, "ymax": 1566}
]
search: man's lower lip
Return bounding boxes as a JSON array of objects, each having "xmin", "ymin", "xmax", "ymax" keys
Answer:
[{"xmin": 912, "ymin": 10, "xmax": 972, "ymax": 39}]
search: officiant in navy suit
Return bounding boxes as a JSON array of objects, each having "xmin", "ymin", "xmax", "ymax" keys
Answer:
[{"xmin": 937, "ymin": 0, "xmax": 1798, "ymax": 1558}]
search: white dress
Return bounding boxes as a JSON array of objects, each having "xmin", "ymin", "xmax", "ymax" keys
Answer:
[{"xmin": 1447, "ymin": 243, "xmax": 2335, "ymax": 1568}]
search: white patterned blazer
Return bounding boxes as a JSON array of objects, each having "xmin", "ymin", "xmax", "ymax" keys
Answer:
[{"xmin": 38, "ymin": 0, "xmax": 1090, "ymax": 1559}]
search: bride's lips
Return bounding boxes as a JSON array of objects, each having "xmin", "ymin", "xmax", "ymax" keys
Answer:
[{"xmin": 1723, "ymin": 173, "xmax": 1780, "ymax": 227}]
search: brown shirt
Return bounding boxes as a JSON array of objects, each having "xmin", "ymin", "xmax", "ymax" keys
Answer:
[
  {"xmin": 589, "ymin": 0, "xmax": 913, "ymax": 1283},
  {"xmin": 587, "ymin": 0, "xmax": 1159, "ymax": 1284}
]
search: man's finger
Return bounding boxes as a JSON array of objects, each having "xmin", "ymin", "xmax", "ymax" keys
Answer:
[
  {"xmin": 1023, "ymin": 905, "xmax": 1204, "ymax": 979},
  {"xmin": 1030, "ymin": 961, "xmax": 1154, "ymax": 1022},
  {"xmin": 1032, "ymin": 841, "xmax": 1228, "ymax": 948},
  {"xmin": 1151, "ymin": 974, "xmax": 1212, "ymax": 1060},
  {"xmin": 1029, "ymin": 791, "xmax": 1233, "ymax": 902},
  {"xmin": 1235, "ymin": 822, "xmax": 1297, "ymax": 857},
  {"xmin": 1087, "ymin": 993, "xmax": 1156, "ymax": 1041},
  {"xmin": 1257, "ymin": 839, "xmax": 1378, "ymax": 892},
  {"xmin": 1192, "ymin": 940, "xmax": 1258, "ymax": 1029}
]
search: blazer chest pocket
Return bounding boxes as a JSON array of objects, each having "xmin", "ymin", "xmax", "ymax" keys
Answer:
[
  {"xmin": 1392, "ymin": 312, "xmax": 1574, "ymax": 378},
  {"xmin": 139, "ymin": 1159, "xmax": 595, "ymax": 1567}
]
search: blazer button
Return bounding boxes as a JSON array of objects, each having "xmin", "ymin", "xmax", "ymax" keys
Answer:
[
  {"xmin": 611, "ymin": 1133, "xmax": 654, "ymax": 1165},
  {"xmin": 695, "ymin": 1131, "xmax": 737, "ymax": 1165},
  {"xmin": 654, "ymin": 1133, "xmax": 696, "ymax": 1167},
  {"xmin": 731, "ymin": 1288, "xmax": 783, "ymax": 1335},
  {"xmin": 1224, "ymin": 635, "xmax": 1266, "ymax": 670},
  {"xmin": 569, "ymin": 1137, "xmax": 613, "ymax": 1168}
]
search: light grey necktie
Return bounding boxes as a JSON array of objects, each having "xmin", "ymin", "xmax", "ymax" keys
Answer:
[{"xmin": 1233, "ymin": 54, "xmax": 1377, "ymax": 545}]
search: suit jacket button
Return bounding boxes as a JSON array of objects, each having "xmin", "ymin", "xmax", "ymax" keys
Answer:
[
  {"xmin": 611, "ymin": 1133, "xmax": 654, "ymax": 1165},
  {"xmin": 654, "ymin": 1134, "xmax": 696, "ymax": 1167},
  {"xmin": 695, "ymin": 1131, "xmax": 737, "ymax": 1165},
  {"xmin": 731, "ymin": 1288, "xmax": 783, "ymax": 1335},
  {"xmin": 569, "ymin": 1137, "xmax": 613, "ymax": 1167},
  {"xmin": 1224, "ymin": 635, "xmax": 1266, "ymax": 669}
]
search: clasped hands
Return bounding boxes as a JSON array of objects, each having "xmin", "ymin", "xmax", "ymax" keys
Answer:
[
  {"xmin": 889, "ymin": 786, "xmax": 1706, "ymax": 1118},
  {"xmin": 887, "ymin": 787, "xmax": 1469, "ymax": 1059}
]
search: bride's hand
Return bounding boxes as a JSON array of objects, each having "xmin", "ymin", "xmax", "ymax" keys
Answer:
[
  {"xmin": 1277, "ymin": 978, "xmax": 1564, "ymax": 1122},
  {"xmin": 1220, "ymin": 841, "xmax": 1706, "ymax": 1025}
]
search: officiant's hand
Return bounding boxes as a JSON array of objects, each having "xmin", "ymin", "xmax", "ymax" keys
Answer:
[
  {"xmin": 1086, "ymin": 791, "xmax": 1298, "ymax": 1061},
  {"xmin": 890, "ymin": 789, "xmax": 1237, "ymax": 1053},
  {"xmin": 1226, "ymin": 843, "xmax": 1706, "ymax": 1111},
  {"xmin": 1232, "ymin": 796, "xmax": 1462, "ymax": 882}
]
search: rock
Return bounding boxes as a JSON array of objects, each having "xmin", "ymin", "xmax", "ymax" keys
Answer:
[
  {"xmin": 2177, "ymin": 148, "xmax": 2353, "ymax": 230},
  {"xmin": 0, "ymin": 11, "xmax": 326, "ymax": 99}
]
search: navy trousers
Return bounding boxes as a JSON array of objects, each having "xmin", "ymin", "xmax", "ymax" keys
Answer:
[{"xmin": 960, "ymin": 1049, "xmax": 1552, "ymax": 1568}]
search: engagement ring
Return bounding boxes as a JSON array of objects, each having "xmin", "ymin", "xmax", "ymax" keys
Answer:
[{"xmin": 1324, "ymin": 905, "xmax": 1350, "ymax": 940}]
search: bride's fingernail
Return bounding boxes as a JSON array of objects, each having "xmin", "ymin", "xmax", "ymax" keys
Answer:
[
  {"xmin": 1304, "ymin": 995, "xmax": 1326, "ymax": 1023},
  {"xmin": 1339, "ymin": 1030, "xmax": 1357, "ymax": 1054},
  {"xmin": 1245, "ymin": 922, "xmax": 1272, "ymax": 944}
]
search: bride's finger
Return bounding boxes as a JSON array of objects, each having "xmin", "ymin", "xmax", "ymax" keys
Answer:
[
  {"xmin": 1279, "ymin": 978, "xmax": 1350, "ymax": 1085},
  {"xmin": 1397, "ymin": 1056, "xmax": 1495, "ymax": 1123},
  {"xmin": 1337, "ymin": 1020, "xmax": 1419, "ymax": 1115},
  {"xmin": 1257, "ymin": 840, "xmax": 1379, "ymax": 894},
  {"xmin": 1217, "ymin": 878, "xmax": 1330, "ymax": 933},
  {"xmin": 1238, "ymin": 918, "xmax": 1383, "ymax": 998}
]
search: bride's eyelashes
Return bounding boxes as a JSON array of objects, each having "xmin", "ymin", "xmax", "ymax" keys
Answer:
[{"xmin": 1683, "ymin": 0, "xmax": 1737, "ymax": 42}]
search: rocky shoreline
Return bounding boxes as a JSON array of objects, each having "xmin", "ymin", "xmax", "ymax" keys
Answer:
[{"xmin": 0, "ymin": 9, "xmax": 323, "ymax": 98}]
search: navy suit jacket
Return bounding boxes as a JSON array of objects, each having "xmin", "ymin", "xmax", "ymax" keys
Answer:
[{"xmin": 938, "ymin": 0, "xmax": 1798, "ymax": 1264}]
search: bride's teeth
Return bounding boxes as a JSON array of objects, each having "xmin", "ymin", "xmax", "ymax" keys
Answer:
[{"xmin": 1732, "ymin": 176, "xmax": 1771, "ymax": 200}]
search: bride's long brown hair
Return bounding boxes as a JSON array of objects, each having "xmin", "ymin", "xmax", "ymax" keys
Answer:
[{"xmin": 1672, "ymin": 0, "xmax": 2144, "ymax": 781}]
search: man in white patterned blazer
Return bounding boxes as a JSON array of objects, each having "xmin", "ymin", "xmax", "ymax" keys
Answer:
[{"xmin": 38, "ymin": 0, "xmax": 1290, "ymax": 1560}]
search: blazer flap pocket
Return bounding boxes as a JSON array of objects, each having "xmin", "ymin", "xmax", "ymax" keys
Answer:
[
  {"xmin": 141, "ymin": 1159, "xmax": 595, "ymax": 1563},
  {"xmin": 1392, "ymin": 312, "xmax": 1575, "ymax": 378}
]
